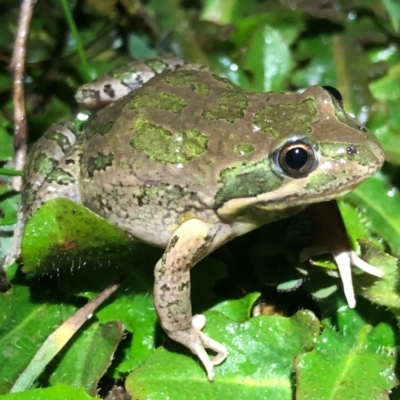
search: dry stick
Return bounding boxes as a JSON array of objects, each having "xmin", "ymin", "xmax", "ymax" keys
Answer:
[{"xmin": 10, "ymin": 0, "xmax": 37, "ymax": 192}]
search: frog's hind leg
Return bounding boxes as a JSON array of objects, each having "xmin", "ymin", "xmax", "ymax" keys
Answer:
[{"xmin": 153, "ymin": 218, "xmax": 233, "ymax": 380}]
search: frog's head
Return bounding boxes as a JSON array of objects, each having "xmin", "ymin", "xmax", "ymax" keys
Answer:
[{"xmin": 216, "ymin": 85, "xmax": 384, "ymax": 221}]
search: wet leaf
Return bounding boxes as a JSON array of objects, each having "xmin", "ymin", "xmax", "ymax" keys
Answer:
[
  {"xmin": 355, "ymin": 242, "xmax": 400, "ymax": 308},
  {"xmin": 382, "ymin": 0, "xmax": 400, "ymax": 32},
  {"xmin": 345, "ymin": 174, "xmax": 400, "ymax": 257},
  {"xmin": 295, "ymin": 299, "xmax": 397, "ymax": 400},
  {"xmin": 243, "ymin": 24, "xmax": 293, "ymax": 92},
  {"xmin": 0, "ymin": 264, "xmax": 78, "ymax": 394},
  {"xmin": 21, "ymin": 198, "xmax": 134, "ymax": 274},
  {"xmin": 126, "ymin": 310, "xmax": 320, "ymax": 399},
  {"xmin": 49, "ymin": 321, "xmax": 124, "ymax": 396},
  {"xmin": 211, "ymin": 292, "xmax": 260, "ymax": 321},
  {"xmin": 0, "ymin": 383, "xmax": 97, "ymax": 399}
]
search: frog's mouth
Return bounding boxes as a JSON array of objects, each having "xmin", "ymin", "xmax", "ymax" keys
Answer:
[
  {"xmin": 218, "ymin": 157, "xmax": 382, "ymax": 220},
  {"xmin": 256, "ymin": 168, "xmax": 377, "ymax": 210}
]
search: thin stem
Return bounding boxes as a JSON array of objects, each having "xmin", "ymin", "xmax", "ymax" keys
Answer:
[
  {"xmin": 10, "ymin": 0, "xmax": 37, "ymax": 191},
  {"xmin": 59, "ymin": 0, "xmax": 92, "ymax": 81}
]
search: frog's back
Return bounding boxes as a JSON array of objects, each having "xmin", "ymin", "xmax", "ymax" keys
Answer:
[{"xmin": 79, "ymin": 69, "xmax": 312, "ymax": 245}]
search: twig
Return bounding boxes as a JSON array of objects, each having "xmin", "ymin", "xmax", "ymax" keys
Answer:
[{"xmin": 10, "ymin": 0, "xmax": 37, "ymax": 191}]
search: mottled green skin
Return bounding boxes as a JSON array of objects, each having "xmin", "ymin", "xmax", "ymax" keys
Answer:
[
  {"xmin": 75, "ymin": 70, "xmax": 383, "ymax": 245},
  {"xmin": 22, "ymin": 59, "xmax": 385, "ymax": 380}
]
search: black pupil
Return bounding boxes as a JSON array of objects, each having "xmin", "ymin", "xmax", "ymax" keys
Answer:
[{"xmin": 285, "ymin": 147, "xmax": 308, "ymax": 171}]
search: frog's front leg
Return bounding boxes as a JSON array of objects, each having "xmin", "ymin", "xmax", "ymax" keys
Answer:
[{"xmin": 154, "ymin": 219, "xmax": 231, "ymax": 381}]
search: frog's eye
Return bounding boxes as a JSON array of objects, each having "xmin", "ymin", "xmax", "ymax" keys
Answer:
[
  {"xmin": 322, "ymin": 86, "xmax": 343, "ymax": 106},
  {"xmin": 275, "ymin": 140, "xmax": 317, "ymax": 178}
]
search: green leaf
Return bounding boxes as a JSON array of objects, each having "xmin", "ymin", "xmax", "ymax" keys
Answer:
[
  {"xmin": 126, "ymin": 310, "xmax": 320, "ymax": 399},
  {"xmin": 21, "ymin": 199, "xmax": 160, "ymax": 374},
  {"xmin": 368, "ymin": 63, "xmax": 400, "ymax": 164},
  {"xmin": 0, "ymin": 264, "xmax": 78, "ymax": 394},
  {"xmin": 338, "ymin": 201, "xmax": 382, "ymax": 250},
  {"xmin": 345, "ymin": 174, "xmax": 400, "ymax": 257},
  {"xmin": 21, "ymin": 198, "xmax": 134, "ymax": 274},
  {"xmin": 94, "ymin": 285, "xmax": 158, "ymax": 374},
  {"xmin": 0, "ymin": 112, "xmax": 13, "ymax": 162},
  {"xmin": 211, "ymin": 292, "xmax": 260, "ymax": 321},
  {"xmin": 295, "ymin": 301, "xmax": 397, "ymax": 399},
  {"xmin": 369, "ymin": 64, "xmax": 400, "ymax": 101},
  {"xmin": 201, "ymin": 0, "xmax": 246, "ymax": 24},
  {"xmin": 244, "ymin": 25, "xmax": 293, "ymax": 92},
  {"xmin": 49, "ymin": 321, "xmax": 124, "ymax": 396},
  {"xmin": 355, "ymin": 242, "xmax": 400, "ymax": 308},
  {"xmin": 381, "ymin": 0, "xmax": 400, "ymax": 32},
  {"xmin": 0, "ymin": 169, "xmax": 23, "ymax": 177},
  {"xmin": 0, "ymin": 383, "xmax": 97, "ymax": 400},
  {"xmin": 369, "ymin": 102, "xmax": 400, "ymax": 165},
  {"xmin": 292, "ymin": 35, "xmax": 337, "ymax": 88}
]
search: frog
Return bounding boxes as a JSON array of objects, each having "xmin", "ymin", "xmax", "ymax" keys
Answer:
[{"xmin": 12, "ymin": 57, "xmax": 385, "ymax": 380}]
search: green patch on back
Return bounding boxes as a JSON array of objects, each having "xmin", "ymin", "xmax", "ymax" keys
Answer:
[
  {"xmin": 138, "ymin": 182, "xmax": 192, "ymax": 207},
  {"xmin": 130, "ymin": 116, "xmax": 208, "ymax": 164},
  {"xmin": 215, "ymin": 158, "xmax": 283, "ymax": 205},
  {"xmin": 33, "ymin": 153, "xmax": 56, "ymax": 176},
  {"xmin": 254, "ymin": 98, "xmax": 317, "ymax": 137},
  {"xmin": 164, "ymin": 71, "xmax": 210, "ymax": 96},
  {"xmin": 46, "ymin": 168, "xmax": 76, "ymax": 185},
  {"xmin": 129, "ymin": 92, "xmax": 187, "ymax": 114},
  {"xmin": 202, "ymin": 92, "xmax": 248, "ymax": 123},
  {"xmin": 87, "ymin": 153, "xmax": 114, "ymax": 178}
]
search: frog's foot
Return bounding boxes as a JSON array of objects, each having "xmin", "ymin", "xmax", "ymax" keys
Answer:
[
  {"xmin": 300, "ymin": 246, "xmax": 383, "ymax": 308},
  {"xmin": 167, "ymin": 314, "xmax": 227, "ymax": 381}
]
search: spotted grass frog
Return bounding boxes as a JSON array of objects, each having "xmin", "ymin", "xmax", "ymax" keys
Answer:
[{"xmin": 16, "ymin": 58, "xmax": 385, "ymax": 380}]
